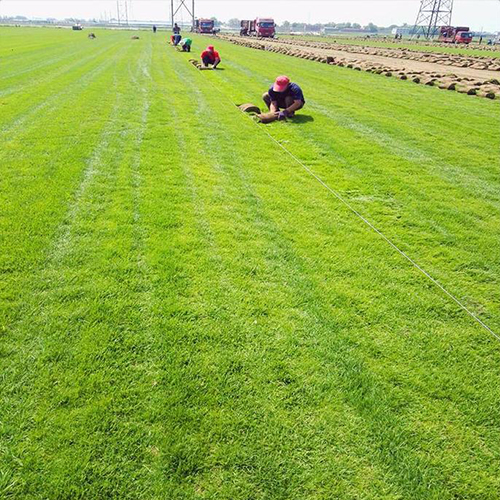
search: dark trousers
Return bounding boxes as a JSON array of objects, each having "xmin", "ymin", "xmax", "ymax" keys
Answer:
[
  {"xmin": 182, "ymin": 45, "xmax": 191, "ymax": 52},
  {"xmin": 202, "ymin": 56, "xmax": 220, "ymax": 68},
  {"xmin": 263, "ymin": 92, "xmax": 304, "ymax": 113}
]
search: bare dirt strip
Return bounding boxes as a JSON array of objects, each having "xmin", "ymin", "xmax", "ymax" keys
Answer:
[
  {"xmin": 277, "ymin": 38, "xmax": 500, "ymax": 74},
  {"xmin": 222, "ymin": 36, "xmax": 500, "ymax": 99}
]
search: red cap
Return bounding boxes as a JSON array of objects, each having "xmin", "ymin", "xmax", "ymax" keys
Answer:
[
  {"xmin": 207, "ymin": 45, "xmax": 215, "ymax": 51},
  {"xmin": 273, "ymin": 75, "xmax": 290, "ymax": 92}
]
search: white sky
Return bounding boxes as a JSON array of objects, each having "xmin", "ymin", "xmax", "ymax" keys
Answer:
[{"xmin": 1, "ymin": 0, "xmax": 499, "ymax": 31}]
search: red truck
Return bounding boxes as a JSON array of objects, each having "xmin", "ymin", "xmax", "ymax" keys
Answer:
[
  {"xmin": 439, "ymin": 26, "xmax": 473, "ymax": 44},
  {"xmin": 195, "ymin": 18, "xmax": 215, "ymax": 34},
  {"xmin": 240, "ymin": 18, "xmax": 275, "ymax": 38}
]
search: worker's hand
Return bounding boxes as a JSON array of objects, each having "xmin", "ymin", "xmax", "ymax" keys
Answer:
[{"xmin": 278, "ymin": 111, "xmax": 287, "ymax": 121}]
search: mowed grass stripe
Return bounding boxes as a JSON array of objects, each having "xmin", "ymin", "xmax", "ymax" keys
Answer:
[
  {"xmin": 0, "ymin": 41, "xmax": 143, "ymax": 334},
  {"xmin": 0, "ymin": 29, "xmax": 120, "ymax": 89},
  {"xmin": 1, "ymin": 38, "xmax": 160, "ymax": 499},
  {"xmin": 0, "ymin": 35, "xmax": 126, "ymax": 126},
  {"xmin": 145, "ymin": 43, "xmax": 405, "ymax": 498},
  {"xmin": 0, "ymin": 26, "xmax": 86, "ymax": 58}
]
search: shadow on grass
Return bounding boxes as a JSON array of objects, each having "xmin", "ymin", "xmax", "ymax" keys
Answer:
[{"xmin": 289, "ymin": 114, "xmax": 314, "ymax": 124}]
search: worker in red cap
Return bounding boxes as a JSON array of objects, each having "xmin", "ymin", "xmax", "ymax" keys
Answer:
[
  {"xmin": 263, "ymin": 76, "xmax": 305, "ymax": 119},
  {"xmin": 200, "ymin": 45, "xmax": 221, "ymax": 69}
]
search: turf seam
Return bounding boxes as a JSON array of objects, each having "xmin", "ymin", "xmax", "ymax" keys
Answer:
[{"xmin": 202, "ymin": 69, "xmax": 499, "ymax": 342}]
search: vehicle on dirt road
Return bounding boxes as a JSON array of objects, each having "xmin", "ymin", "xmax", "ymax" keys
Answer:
[
  {"xmin": 195, "ymin": 19, "xmax": 215, "ymax": 34},
  {"xmin": 240, "ymin": 18, "xmax": 275, "ymax": 38},
  {"xmin": 438, "ymin": 26, "xmax": 473, "ymax": 44}
]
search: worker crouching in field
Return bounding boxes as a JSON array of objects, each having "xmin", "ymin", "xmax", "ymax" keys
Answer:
[
  {"xmin": 201, "ymin": 45, "xmax": 221, "ymax": 69},
  {"xmin": 263, "ymin": 76, "xmax": 305, "ymax": 120},
  {"xmin": 180, "ymin": 38, "xmax": 192, "ymax": 52}
]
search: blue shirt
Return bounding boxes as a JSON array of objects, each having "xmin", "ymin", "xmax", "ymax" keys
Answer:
[{"xmin": 268, "ymin": 82, "xmax": 305, "ymax": 103}]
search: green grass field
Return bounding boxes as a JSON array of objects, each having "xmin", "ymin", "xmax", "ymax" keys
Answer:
[
  {"xmin": 1, "ymin": 26, "xmax": 500, "ymax": 499},
  {"xmin": 281, "ymin": 34, "xmax": 500, "ymax": 58}
]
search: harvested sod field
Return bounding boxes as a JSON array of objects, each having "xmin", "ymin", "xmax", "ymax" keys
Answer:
[
  {"xmin": 283, "ymin": 34, "xmax": 500, "ymax": 58},
  {"xmin": 1, "ymin": 27, "xmax": 500, "ymax": 499},
  {"xmin": 224, "ymin": 36, "xmax": 500, "ymax": 99}
]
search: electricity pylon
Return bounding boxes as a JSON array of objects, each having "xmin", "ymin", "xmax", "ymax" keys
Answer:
[
  {"xmin": 171, "ymin": 0, "xmax": 195, "ymax": 30},
  {"xmin": 116, "ymin": 1, "xmax": 130, "ymax": 26},
  {"xmin": 412, "ymin": 0, "xmax": 454, "ymax": 39}
]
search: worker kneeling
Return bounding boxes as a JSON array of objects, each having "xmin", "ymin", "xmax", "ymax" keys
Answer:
[
  {"xmin": 263, "ymin": 76, "xmax": 305, "ymax": 120},
  {"xmin": 180, "ymin": 37, "xmax": 192, "ymax": 52},
  {"xmin": 201, "ymin": 45, "xmax": 221, "ymax": 69}
]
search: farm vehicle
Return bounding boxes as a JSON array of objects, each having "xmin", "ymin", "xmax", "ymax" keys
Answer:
[
  {"xmin": 438, "ymin": 26, "xmax": 473, "ymax": 44},
  {"xmin": 240, "ymin": 18, "xmax": 276, "ymax": 38},
  {"xmin": 195, "ymin": 19, "xmax": 216, "ymax": 34}
]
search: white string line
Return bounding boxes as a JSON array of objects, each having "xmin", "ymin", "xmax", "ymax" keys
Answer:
[
  {"xmin": 204, "ymin": 72, "xmax": 499, "ymax": 342},
  {"xmin": 260, "ymin": 126, "xmax": 500, "ymax": 342}
]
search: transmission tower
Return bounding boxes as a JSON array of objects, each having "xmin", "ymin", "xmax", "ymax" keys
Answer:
[
  {"xmin": 412, "ymin": 0, "xmax": 454, "ymax": 39},
  {"xmin": 116, "ymin": 1, "xmax": 130, "ymax": 26},
  {"xmin": 171, "ymin": 0, "xmax": 195, "ymax": 30}
]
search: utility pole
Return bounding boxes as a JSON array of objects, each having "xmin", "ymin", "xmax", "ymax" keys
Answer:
[{"xmin": 412, "ymin": 0, "xmax": 454, "ymax": 39}]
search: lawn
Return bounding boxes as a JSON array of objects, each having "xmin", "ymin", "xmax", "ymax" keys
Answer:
[
  {"xmin": 1, "ymin": 26, "xmax": 500, "ymax": 499},
  {"xmin": 281, "ymin": 34, "xmax": 500, "ymax": 58}
]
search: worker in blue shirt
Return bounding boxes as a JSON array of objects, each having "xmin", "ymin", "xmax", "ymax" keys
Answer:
[{"xmin": 263, "ymin": 76, "xmax": 305, "ymax": 119}]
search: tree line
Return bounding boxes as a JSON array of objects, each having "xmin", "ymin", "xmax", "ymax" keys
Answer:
[{"xmin": 215, "ymin": 18, "xmax": 382, "ymax": 32}]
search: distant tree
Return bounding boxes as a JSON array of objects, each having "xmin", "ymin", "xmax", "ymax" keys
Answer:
[
  {"xmin": 352, "ymin": 23, "xmax": 361, "ymax": 29},
  {"xmin": 280, "ymin": 20, "xmax": 291, "ymax": 31},
  {"xmin": 210, "ymin": 17, "xmax": 221, "ymax": 27},
  {"xmin": 336, "ymin": 22, "xmax": 352, "ymax": 30},
  {"xmin": 366, "ymin": 22, "xmax": 378, "ymax": 33},
  {"xmin": 227, "ymin": 18, "xmax": 241, "ymax": 28}
]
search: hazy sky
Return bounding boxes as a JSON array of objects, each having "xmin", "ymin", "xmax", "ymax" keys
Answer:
[{"xmin": 1, "ymin": 0, "xmax": 499, "ymax": 31}]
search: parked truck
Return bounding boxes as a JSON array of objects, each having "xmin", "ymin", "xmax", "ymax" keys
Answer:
[
  {"xmin": 438, "ymin": 26, "xmax": 473, "ymax": 44},
  {"xmin": 195, "ymin": 19, "xmax": 215, "ymax": 34},
  {"xmin": 240, "ymin": 18, "xmax": 275, "ymax": 38}
]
